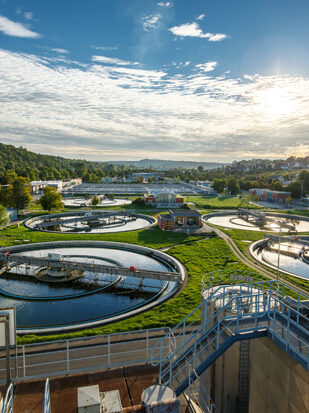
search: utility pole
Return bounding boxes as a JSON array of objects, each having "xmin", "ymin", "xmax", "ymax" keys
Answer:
[{"xmin": 301, "ymin": 180, "xmax": 304, "ymax": 200}]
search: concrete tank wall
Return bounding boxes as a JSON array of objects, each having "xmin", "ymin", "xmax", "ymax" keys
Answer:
[
  {"xmin": 248, "ymin": 337, "xmax": 309, "ymax": 413},
  {"xmin": 200, "ymin": 336, "xmax": 309, "ymax": 413}
]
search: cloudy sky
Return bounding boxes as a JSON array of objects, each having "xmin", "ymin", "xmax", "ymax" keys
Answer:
[{"xmin": 0, "ymin": 0, "xmax": 309, "ymax": 162}]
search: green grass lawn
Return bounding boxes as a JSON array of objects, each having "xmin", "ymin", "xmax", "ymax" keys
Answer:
[
  {"xmin": 0, "ymin": 223, "xmax": 202, "ymax": 250},
  {"xmin": 185, "ymin": 195, "xmax": 261, "ymax": 210}
]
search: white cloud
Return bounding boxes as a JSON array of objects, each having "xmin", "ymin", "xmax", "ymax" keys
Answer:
[
  {"xmin": 196, "ymin": 14, "xmax": 205, "ymax": 20},
  {"xmin": 169, "ymin": 22, "xmax": 227, "ymax": 41},
  {"xmin": 0, "ymin": 14, "xmax": 41, "ymax": 38},
  {"xmin": 206, "ymin": 33, "xmax": 227, "ymax": 42},
  {"xmin": 91, "ymin": 45, "xmax": 118, "ymax": 51},
  {"xmin": 51, "ymin": 48, "xmax": 69, "ymax": 54},
  {"xmin": 158, "ymin": 2, "xmax": 172, "ymax": 7},
  {"xmin": 24, "ymin": 12, "xmax": 33, "ymax": 20},
  {"xmin": 0, "ymin": 49, "xmax": 309, "ymax": 162},
  {"xmin": 142, "ymin": 14, "xmax": 161, "ymax": 31},
  {"xmin": 196, "ymin": 61, "xmax": 217, "ymax": 72},
  {"xmin": 92, "ymin": 55, "xmax": 138, "ymax": 66}
]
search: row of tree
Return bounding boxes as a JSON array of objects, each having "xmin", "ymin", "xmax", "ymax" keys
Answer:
[{"xmin": 211, "ymin": 170, "xmax": 309, "ymax": 199}]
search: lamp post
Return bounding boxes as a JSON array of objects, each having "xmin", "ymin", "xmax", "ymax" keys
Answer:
[
  {"xmin": 276, "ymin": 222, "xmax": 282, "ymax": 281},
  {"xmin": 276, "ymin": 238, "xmax": 281, "ymax": 281}
]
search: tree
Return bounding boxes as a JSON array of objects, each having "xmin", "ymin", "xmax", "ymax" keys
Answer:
[
  {"xmin": 40, "ymin": 186, "xmax": 63, "ymax": 211},
  {"xmin": 286, "ymin": 196, "xmax": 292, "ymax": 208},
  {"xmin": 270, "ymin": 180, "xmax": 284, "ymax": 191},
  {"xmin": 0, "ymin": 204, "xmax": 9, "ymax": 228},
  {"xmin": 286, "ymin": 181, "xmax": 302, "ymax": 199},
  {"xmin": 212, "ymin": 179, "xmax": 226, "ymax": 194},
  {"xmin": 11, "ymin": 177, "xmax": 31, "ymax": 211},
  {"xmin": 91, "ymin": 195, "xmax": 100, "ymax": 207},
  {"xmin": 132, "ymin": 197, "xmax": 145, "ymax": 206},
  {"xmin": 298, "ymin": 170, "xmax": 309, "ymax": 193},
  {"xmin": 227, "ymin": 178, "xmax": 239, "ymax": 195}
]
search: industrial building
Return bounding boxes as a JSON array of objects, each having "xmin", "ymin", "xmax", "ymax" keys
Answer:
[
  {"xmin": 249, "ymin": 188, "xmax": 291, "ymax": 203},
  {"xmin": 131, "ymin": 172, "xmax": 165, "ymax": 182},
  {"xmin": 67, "ymin": 183, "xmax": 199, "ymax": 196},
  {"xmin": 31, "ymin": 179, "xmax": 82, "ymax": 195},
  {"xmin": 158, "ymin": 209, "xmax": 202, "ymax": 230},
  {"xmin": 144, "ymin": 192, "xmax": 184, "ymax": 208}
]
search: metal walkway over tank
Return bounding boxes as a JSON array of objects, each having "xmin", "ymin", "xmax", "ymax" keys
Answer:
[
  {"xmin": 34, "ymin": 211, "xmax": 137, "ymax": 229},
  {"xmin": 151, "ymin": 273, "xmax": 309, "ymax": 396},
  {"xmin": 0, "ymin": 253, "xmax": 181, "ymax": 282}
]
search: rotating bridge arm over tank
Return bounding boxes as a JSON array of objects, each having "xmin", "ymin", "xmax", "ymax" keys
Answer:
[
  {"xmin": 0, "ymin": 252, "xmax": 182, "ymax": 283},
  {"xmin": 34, "ymin": 211, "xmax": 137, "ymax": 229}
]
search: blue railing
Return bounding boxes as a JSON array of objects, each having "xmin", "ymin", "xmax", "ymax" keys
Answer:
[{"xmin": 152, "ymin": 275, "xmax": 309, "ymax": 398}]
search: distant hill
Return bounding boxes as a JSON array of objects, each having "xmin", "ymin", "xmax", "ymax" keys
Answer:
[{"xmin": 110, "ymin": 159, "xmax": 224, "ymax": 170}]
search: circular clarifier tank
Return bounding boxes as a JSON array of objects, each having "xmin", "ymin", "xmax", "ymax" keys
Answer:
[
  {"xmin": 24, "ymin": 210, "xmax": 156, "ymax": 234},
  {"xmin": 62, "ymin": 197, "xmax": 132, "ymax": 208},
  {"xmin": 204, "ymin": 211, "xmax": 309, "ymax": 233},
  {"xmin": 250, "ymin": 237, "xmax": 309, "ymax": 280},
  {"xmin": 0, "ymin": 241, "xmax": 185, "ymax": 334}
]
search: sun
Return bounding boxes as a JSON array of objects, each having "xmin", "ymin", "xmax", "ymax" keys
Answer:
[{"xmin": 257, "ymin": 87, "xmax": 297, "ymax": 118}]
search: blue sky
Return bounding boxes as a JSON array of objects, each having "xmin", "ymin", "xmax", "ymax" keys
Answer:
[{"xmin": 0, "ymin": 0, "xmax": 309, "ymax": 162}]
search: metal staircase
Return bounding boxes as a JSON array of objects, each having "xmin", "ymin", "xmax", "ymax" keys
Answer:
[{"xmin": 151, "ymin": 276, "xmax": 309, "ymax": 401}]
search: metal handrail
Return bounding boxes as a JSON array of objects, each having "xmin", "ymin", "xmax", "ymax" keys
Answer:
[
  {"xmin": 1, "ymin": 383, "xmax": 13, "ymax": 413},
  {"xmin": 156, "ymin": 281, "xmax": 309, "ymax": 391},
  {"xmin": 159, "ymin": 292, "xmax": 270, "ymax": 382},
  {"xmin": 43, "ymin": 378, "xmax": 51, "ymax": 413}
]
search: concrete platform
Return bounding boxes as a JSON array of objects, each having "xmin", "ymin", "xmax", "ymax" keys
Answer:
[{"xmin": 13, "ymin": 364, "xmax": 159, "ymax": 413}]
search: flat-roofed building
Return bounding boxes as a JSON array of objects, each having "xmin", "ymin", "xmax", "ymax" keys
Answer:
[
  {"xmin": 158, "ymin": 209, "xmax": 202, "ymax": 230},
  {"xmin": 249, "ymin": 188, "xmax": 291, "ymax": 203},
  {"xmin": 144, "ymin": 191, "xmax": 184, "ymax": 208}
]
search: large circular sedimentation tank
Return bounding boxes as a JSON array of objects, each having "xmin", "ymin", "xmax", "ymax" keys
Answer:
[
  {"xmin": 0, "ymin": 241, "xmax": 185, "ymax": 334},
  {"xmin": 204, "ymin": 211, "xmax": 309, "ymax": 233},
  {"xmin": 250, "ymin": 237, "xmax": 309, "ymax": 280},
  {"xmin": 62, "ymin": 197, "xmax": 132, "ymax": 208},
  {"xmin": 25, "ymin": 211, "xmax": 156, "ymax": 234}
]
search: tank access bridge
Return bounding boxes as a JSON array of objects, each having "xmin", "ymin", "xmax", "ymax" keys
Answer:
[
  {"xmin": 33, "ymin": 210, "xmax": 138, "ymax": 229},
  {"xmin": 0, "ymin": 253, "xmax": 181, "ymax": 283},
  {"xmin": 264, "ymin": 234, "xmax": 309, "ymax": 261},
  {"xmin": 237, "ymin": 208, "xmax": 296, "ymax": 231}
]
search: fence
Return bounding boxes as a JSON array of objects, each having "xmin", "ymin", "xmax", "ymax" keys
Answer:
[{"xmin": 0, "ymin": 327, "xmax": 170, "ymax": 385}]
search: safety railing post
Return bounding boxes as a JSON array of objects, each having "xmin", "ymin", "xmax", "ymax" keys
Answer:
[
  {"xmin": 297, "ymin": 294, "xmax": 300, "ymax": 324},
  {"xmin": 108, "ymin": 335, "xmax": 111, "ymax": 368},
  {"xmin": 22, "ymin": 345, "xmax": 26, "ymax": 379},
  {"xmin": 146, "ymin": 330, "xmax": 149, "ymax": 363},
  {"xmin": 169, "ymin": 355, "xmax": 173, "ymax": 387},
  {"xmin": 286, "ymin": 309, "xmax": 291, "ymax": 352},
  {"xmin": 159, "ymin": 341, "xmax": 163, "ymax": 384},
  {"xmin": 216, "ymin": 320, "xmax": 220, "ymax": 349},
  {"xmin": 66, "ymin": 340, "xmax": 70, "ymax": 374},
  {"xmin": 236, "ymin": 298, "xmax": 240, "ymax": 333},
  {"xmin": 193, "ymin": 340, "xmax": 197, "ymax": 370}
]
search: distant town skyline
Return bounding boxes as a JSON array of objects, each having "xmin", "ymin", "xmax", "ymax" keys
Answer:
[{"xmin": 0, "ymin": 0, "xmax": 309, "ymax": 162}]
